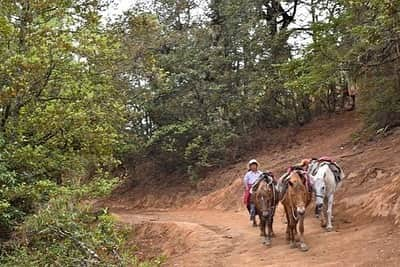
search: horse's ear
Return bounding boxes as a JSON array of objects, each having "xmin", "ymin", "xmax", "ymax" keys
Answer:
[{"xmin": 288, "ymin": 180, "xmax": 294, "ymax": 187}]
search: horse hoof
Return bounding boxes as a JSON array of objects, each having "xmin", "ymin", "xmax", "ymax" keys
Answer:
[
  {"xmin": 263, "ymin": 238, "xmax": 272, "ymax": 246},
  {"xmin": 300, "ymin": 243, "xmax": 309, "ymax": 252},
  {"xmin": 290, "ymin": 242, "xmax": 297, "ymax": 249},
  {"xmin": 260, "ymin": 232, "xmax": 266, "ymax": 237},
  {"xmin": 252, "ymin": 223, "xmax": 258, "ymax": 227},
  {"xmin": 326, "ymin": 226, "xmax": 333, "ymax": 232}
]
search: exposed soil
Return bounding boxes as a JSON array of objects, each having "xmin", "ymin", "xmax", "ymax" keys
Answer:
[{"xmin": 105, "ymin": 112, "xmax": 400, "ymax": 266}]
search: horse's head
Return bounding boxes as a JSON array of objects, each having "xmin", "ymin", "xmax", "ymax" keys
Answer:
[
  {"xmin": 314, "ymin": 177, "xmax": 326, "ymax": 214},
  {"xmin": 255, "ymin": 174, "xmax": 276, "ymax": 217},
  {"xmin": 312, "ymin": 165, "xmax": 329, "ymax": 216},
  {"xmin": 287, "ymin": 171, "xmax": 308, "ymax": 216}
]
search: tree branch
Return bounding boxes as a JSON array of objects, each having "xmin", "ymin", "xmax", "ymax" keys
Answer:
[{"xmin": 50, "ymin": 227, "xmax": 102, "ymax": 263}]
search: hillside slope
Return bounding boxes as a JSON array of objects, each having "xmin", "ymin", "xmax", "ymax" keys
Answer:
[{"xmin": 106, "ymin": 112, "xmax": 400, "ymax": 266}]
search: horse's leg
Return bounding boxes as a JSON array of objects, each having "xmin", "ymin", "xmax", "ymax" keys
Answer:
[
  {"xmin": 294, "ymin": 220, "xmax": 300, "ymax": 242},
  {"xmin": 326, "ymin": 193, "xmax": 334, "ymax": 231},
  {"xmin": 298, "ymin": 216, "xmax": 309, "ymax": 251},
  {"xmin": 259, "ymin": 215, "xmax": 266, "ymax": 237},
  {"xmin": 267, "ymin": 214, "xmax": 273, "ymax": 239},
  {"xmin": 294, "ymin": 217, "xmax": 299, "ymax": 242},
  {"xmin": 253, "ymin": 214, "xmax": 258, "ymax": 227},
  {"xmin": 284, "ymin": 206, "xmax": 290, "ymax": 242},
  {"xmin": 320, "ymin": 198, "xmax": 327, "ymax": 228},
  {"xmin": 250, "ymin": 202, "xmax": 257, "ymax": 226},
  {"xmin": 287, "ymin": 214, "xmax": 296, "ymax": 249},
  {"xmin": 289, "ymin": 223, "xmax": 296, "ymax": 249},
  {"xmin": 270, "ymin": 207, "xmax": 276, "ymax": 238},
  {"xmin": 264, "ymin": 215, "xmax": 272, "ymax": 246}
]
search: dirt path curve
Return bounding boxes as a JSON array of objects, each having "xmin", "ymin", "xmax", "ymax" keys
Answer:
[
  {"xmin": 113, "ymin": 206, "xmax": 400, "ymax": 267},
  {"xmin": 107, "ymin": 114, "xmax": 400, "ymax": 266}
]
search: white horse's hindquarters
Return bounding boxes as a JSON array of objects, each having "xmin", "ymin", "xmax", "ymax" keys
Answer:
[{"xmin": 313, "ymin": 164, "xmax": 339, "ymax": 195}]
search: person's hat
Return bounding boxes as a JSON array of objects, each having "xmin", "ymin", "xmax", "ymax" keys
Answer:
[{"xmin": 248, "ymin": 159, "xmax": 259, "ymax": 168}]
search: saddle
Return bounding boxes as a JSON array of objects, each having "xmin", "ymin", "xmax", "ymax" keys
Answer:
[
  {"xmin": 251, "ymin": 171, "xmax": 275, "ymax": 193},
  {"xmin": 316, "ymin": 157, "xmax": 343, "ymax": 184},
  {"xmin": 278, "ymin": 168, "xmax": 312, "ymax": 199}
]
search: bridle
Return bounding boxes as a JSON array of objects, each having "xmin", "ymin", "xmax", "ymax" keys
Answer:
[
  {"xmin": 288, "ymin": 184, "xmax": 299, "ymax": 222},
  {"xmin": 287, "ymin": 171, "xmax": 308, "ymax": 222}
]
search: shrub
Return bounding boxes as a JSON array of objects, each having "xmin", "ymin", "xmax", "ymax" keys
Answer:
[{"xmin": 0, "ymin": 178, "xmax": 162, "ymax": 267}]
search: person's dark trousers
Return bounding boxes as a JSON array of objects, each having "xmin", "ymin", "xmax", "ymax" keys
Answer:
[
  {"xmin": 250, "ymin": 203, "xmax": 256, "ymax": 220},
  {"xmin": 246, "ymin": 193, "xmax": 256, "ymax": 221}
]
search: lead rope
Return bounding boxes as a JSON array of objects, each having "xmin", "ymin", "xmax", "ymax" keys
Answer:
[
  {"xmin": 288, "ymin": 175, "xmax": 298, "ymax": 222},
  {"xmin": 267, "ymin": 177, "xmax": 276, "ymax": 206},
  {"xmin": 291, "ymin": 206, "xmax": 298, "ymax": 221}
]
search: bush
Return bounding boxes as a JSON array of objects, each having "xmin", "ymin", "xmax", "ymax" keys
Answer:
[
  {"xmin": 0, "ymin": 146, "xmax": 60, "ymax": 236},
  {"xmin": 0, "ymin": 179, "xmax": 162, "ymax": 267},
  {"xmin": 146, "ymin": 120, "xmax": 239, "ymax": 177},
  {"xmin": 359, "ymin": 68, "xmax": 400, "ymax": 130}
]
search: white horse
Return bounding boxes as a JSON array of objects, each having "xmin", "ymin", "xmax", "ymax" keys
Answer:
[{"xmin": 308, "ymin": 159, "xmax": 344, "ymax": 231}]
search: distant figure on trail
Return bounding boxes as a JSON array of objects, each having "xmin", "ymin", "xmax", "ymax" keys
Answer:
[
  {"xmin": 243, "ymin": 159, "xmax": 262, "ymax": 226},
  {"xmin": 348, "ymin": 78, "xmax": 358, "ymax": 111},
  {"xmin": 343, "ymin": 77, "xmax": 357, "ymax": 111}
]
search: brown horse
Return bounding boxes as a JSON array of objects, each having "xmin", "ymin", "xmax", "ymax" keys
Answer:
[
  {"xmin": 280, "ymin": 170, "xmax": 312, "ymax": 251},
  {"xmin": 252, "ymin": 173, "xmax": 279, "ymax": 246}
]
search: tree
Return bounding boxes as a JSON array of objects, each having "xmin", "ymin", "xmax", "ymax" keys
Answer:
[{"xmin": 0, "ymin": 0, "xmax": 125, "ymax": 182}]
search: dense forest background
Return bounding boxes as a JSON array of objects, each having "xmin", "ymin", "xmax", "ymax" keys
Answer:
[{"xmin": 0, "ymin": 0, "xmax": 399, "ymax": 265}]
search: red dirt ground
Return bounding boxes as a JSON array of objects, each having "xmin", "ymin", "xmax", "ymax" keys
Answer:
[{"xmin": 105, "ymin": 112, "xmax": 400, "ymax": 266}]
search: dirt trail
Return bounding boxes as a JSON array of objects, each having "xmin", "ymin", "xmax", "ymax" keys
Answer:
[
  {"xmin": 114, "ymin": 208, "xmax": 400, "ymax": 267},
  {"xmin": 107, "ymin": 113, "xmax": 400, "ymax": 266}
]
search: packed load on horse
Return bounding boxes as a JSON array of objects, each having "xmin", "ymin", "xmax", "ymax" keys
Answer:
[
  {"xmin": 307, "ymin": 157, "xmax": 343, "ymax": 184},
  {"xmin": 277, "ymin": 159, "xmax": 312, "ymax": 200}
]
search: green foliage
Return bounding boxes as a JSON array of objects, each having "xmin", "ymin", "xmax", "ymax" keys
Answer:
[
  {"xmin": 279, "ymin": 0, "xmax": 400, "ymax": 129},
  {"xmin": 145, "ymin": 119, "xmax": 238, "ymax": 177},
  {"xmin": 0, "ymin": 1, "xmax": 152, "ymax": 265},
  {"xmin": 0, "ymin": 159, "xmax": 20, "ymax": 231},
  {"xmin": 359, "ymin": 72, "xmax": 400, "ymax": 129},
  {"xmin": 115, "ymin": 1, "xmax": 308, "ymax": 175},
  {"xmin": 0, "ymin": 0, "xmax": 125, "ymax": 182},
  {"xmin": 1, "ymin": 180, "xmax": 161, "ymax": 267},
  {"xmin": 0, "ymin": 138, "xmax": 59, "ymax": 233},
  {"xmin": 343, "ymin": 0, "xmax": 400, "ymax": 129},
  {"xmin": 0, "ymin": 0, "xmax": 399, "ymax": 264}
]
